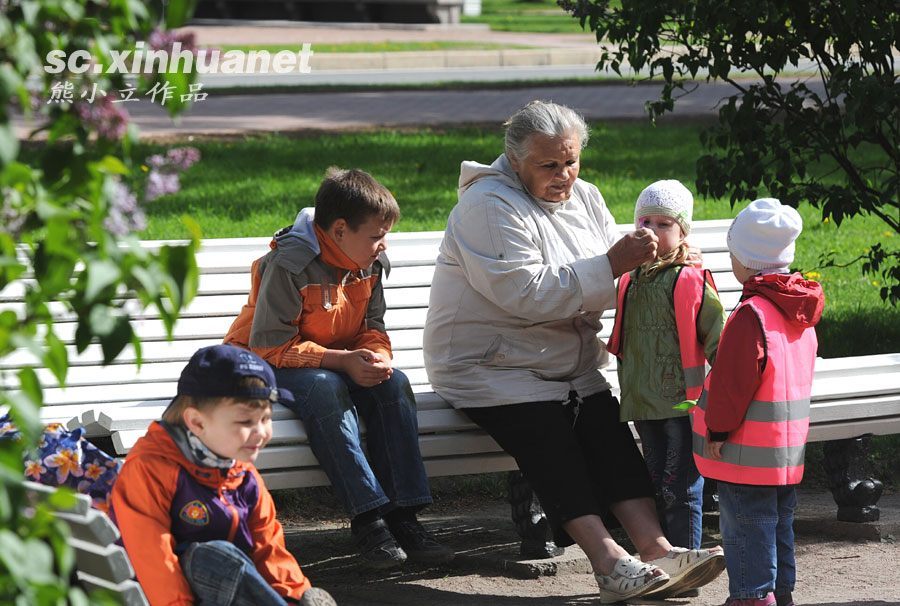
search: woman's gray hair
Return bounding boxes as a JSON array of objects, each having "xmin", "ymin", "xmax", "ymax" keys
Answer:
[{"xmin": 503, "ymin": 100, "xmax": 590, "ymax": 162}]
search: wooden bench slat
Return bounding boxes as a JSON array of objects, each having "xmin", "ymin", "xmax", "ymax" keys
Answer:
[
  {"xmin": 55, "ymin": 508, "xmax": 120, "ymax": 547},
  {"xmin": 23, "ymin": 480, "xmax": 92, "ymax": 516},
  {"xmin": 69, "ymin": 538, "xmax": 135, "ymax": 585},
  {"xmin": 261, "ymin": 452, "xmax": 519, "ymax": 491},
  {"xmin": 254, "ymin": 432, "xmax": 503, "ymax": 470},
  {"xmin": 75, "ymin": 571, "xmax": 149, "ymax": 606}
]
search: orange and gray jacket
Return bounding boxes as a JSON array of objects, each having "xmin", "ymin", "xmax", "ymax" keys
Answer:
[
  {"xmin": 110, "ymin": 422, "xmax": 311, "ymax": 605},
  {"xmin": 225, "ymin": 208, "xmax": 392, "ymax": 367}
]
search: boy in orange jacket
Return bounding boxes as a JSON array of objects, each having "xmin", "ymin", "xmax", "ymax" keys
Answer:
[
  {"xmin": 111, "ymin": 344, "xmax": 336, "ymax": 605},
  {"xmin": 224, "ymin": 168, "xmax": 452, "ymax": 569}
]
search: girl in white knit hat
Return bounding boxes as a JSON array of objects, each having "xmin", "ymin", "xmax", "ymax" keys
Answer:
[
  {"xmin": 606, "ymin": 179, "xmax": 727, "ymax": 598},
  {"xmin": 692, "ymin": 198, "xmax": 824, "ymax": 606}
]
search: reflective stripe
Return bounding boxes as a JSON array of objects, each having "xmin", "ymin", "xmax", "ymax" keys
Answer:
[
  {"xmin": 692, "ymin": 432, "xmax": 807, "ymax": 469},
  {"xmin": 683, "ymin": 365, "xmax": 706, "ymax": 388},
  {"xmin": 697, "ymin": 395, "xmax": 810, "ymax": 423},
  {"xmin": 745, "ymin": 398, "xmax": 810, "ymax": 423}
]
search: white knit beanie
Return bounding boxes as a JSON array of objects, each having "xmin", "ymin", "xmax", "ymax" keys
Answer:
[
  {"xmin": 727, "ymin": 198, "xmax": 803, "ymax": 270},
  {"xmin": 634, "ymin": 179, "xmax": 693, "ymax": 235}
]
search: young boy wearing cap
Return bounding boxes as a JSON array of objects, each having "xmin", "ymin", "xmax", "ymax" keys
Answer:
[
  {"xmin": 110, "ymin": 344, "xmax": 336, "ymax": 606},
  {"xmin": 690, "ymin": 199, "xmax": 824, "ymax": 606},
  {"xmin": 224, "ymin": 167, "xmax": 451, "ymax": 569},
  {"xmin": 606, "ymin": 180, "xmax": 726, "ymax": 598}
]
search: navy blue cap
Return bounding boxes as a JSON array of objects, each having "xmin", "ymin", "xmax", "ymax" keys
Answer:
[{"xmin": 177, "ymin": 345, "xmax": 294, "ymax": 404}]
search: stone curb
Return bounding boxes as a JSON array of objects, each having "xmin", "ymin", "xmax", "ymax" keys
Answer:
[{"xmin": 308, "ymin": 47, "xmax": 603, "ymax": 71}]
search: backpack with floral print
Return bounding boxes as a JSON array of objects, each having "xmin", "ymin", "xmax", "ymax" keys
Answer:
[{"xmin": 1, "ymin": 414, "xmax": 122, "ymax": 512}]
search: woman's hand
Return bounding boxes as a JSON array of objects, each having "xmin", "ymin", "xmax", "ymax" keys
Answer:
[{"xmin": 607, "ymin": 228, "xmax": 659, "ymax": 278}]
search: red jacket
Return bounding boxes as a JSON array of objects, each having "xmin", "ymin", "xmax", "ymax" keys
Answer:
[
  {"xmin": 703, "ymin": 273, "xmax": 824, "ymax": 435},
  {"xmin": 110, "ymin": 422, "xmax": 311, "ymax": 605}
]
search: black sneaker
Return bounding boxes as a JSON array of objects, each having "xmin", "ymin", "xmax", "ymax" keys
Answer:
[
  {"xmin": 387, "ymin": 517, "xmax": 455, "ymax": 564},
  {"xmin": 351, "ymin": 518, "xmax": 407, "ymax": 569}
]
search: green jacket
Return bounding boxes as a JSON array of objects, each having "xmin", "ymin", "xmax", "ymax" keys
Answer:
[{"xmin": 617, "ymin": 264, "xmax": 725, "ymax": 422}]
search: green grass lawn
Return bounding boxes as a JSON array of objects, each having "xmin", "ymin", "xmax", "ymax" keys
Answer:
[
  {"xmin": 462, "ymin": 0, "xmax": 588, "ymax": 33},
  {"xmin": 131, "ymin": 121, "xmax": 899, "ymax": 358}
]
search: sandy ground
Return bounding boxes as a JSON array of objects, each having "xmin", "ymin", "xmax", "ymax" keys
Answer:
[{"xmin": 277, "ymin": 488, "xmax": 900, "ymax": 606}]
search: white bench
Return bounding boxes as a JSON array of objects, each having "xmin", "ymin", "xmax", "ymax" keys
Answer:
[
  {"xmin": 23, "ymin": 481, "xmax": 149, "ymax": 605},
  {"xmin": 3, "ymin": 220, "xmax": 899, "ymax": 495}
]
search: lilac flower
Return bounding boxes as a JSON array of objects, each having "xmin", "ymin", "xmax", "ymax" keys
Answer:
[
  {"xmin": 146, "ymin": 154, "xmax": 167, "ymax": 169},
  {"xmin": 143, "ymin": 146, "xmax": 201, "ymax": 201},
  {"xmin": 75, "ymin": 95, "xmax": 129, "ymax": 141},
  {"xmin": 104, "ymin": 178, "xmax": 146, "ymax": 236},
  {"xmin": 145, "ymin": 170, "xmax": 181, "ymax": 201},
  {"xmin": 1, "ymin": 187, "xmax": 27, "ymax": 237},
  {"xmin": 165, "ymin": 146, "xmax": 201, "ymax": 171},
  {"xmin": 148, "ymin": 29, "xmax": 198, "ymax": 55}
]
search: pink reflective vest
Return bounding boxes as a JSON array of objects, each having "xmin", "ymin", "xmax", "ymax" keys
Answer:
[
  {"xmin": 607, "ymin": 266, "xmax": 716, "ymax": 400},
  {"xmin": 691, "ymin": 294, "xmax": 817, "ymax": 486}
]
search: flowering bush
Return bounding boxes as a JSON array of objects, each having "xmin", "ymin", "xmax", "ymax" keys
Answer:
[
  {"xmin": 0, "ymin": 1, "xmax": 200, "ymax": 603},
  {"xmin": 145, "ymin": 146, "xmax": 202, "ymax": 201}
]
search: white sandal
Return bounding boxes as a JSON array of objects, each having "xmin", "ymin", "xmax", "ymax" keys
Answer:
[
  {"xmin": 594, "ymin": 555, "xmax": 670, "ymax": 604},
  {"xmin": 642, "ymin": 546, "xmax": 726, "ymax": 598}
]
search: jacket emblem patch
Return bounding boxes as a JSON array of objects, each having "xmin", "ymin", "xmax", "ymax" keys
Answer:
[{"xmin": 179, "ymin": 500, "xmax": 210, "ymax": 526}]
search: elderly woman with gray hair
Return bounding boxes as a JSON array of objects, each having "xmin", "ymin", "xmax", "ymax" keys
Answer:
[{"xmin": 423, "ymin": 100, "xmax": 724, "ymax": 603}]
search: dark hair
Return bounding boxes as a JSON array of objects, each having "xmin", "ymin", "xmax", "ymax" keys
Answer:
[
  {"xmin": 161, "ymin": 376, "xmax": 270, "ymax": 426},
  {"xmin": 313, "ymin": 167, "xmax": 400, "ymax": 230}
]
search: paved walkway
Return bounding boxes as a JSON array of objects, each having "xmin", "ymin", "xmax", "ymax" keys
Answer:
[
  {"xmin": 119, "ymin": 82, "xmax": 736, "ymax": 137},
  {"xmin": 282, "ymin": 489, "xmax": 900, "ymax": 605},
  {"xmin": 16, "ymin": 82, "xmax": 752, "ymax": 139}
]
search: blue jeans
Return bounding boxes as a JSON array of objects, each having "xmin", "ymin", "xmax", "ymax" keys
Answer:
[
  {"xmin": 180, "ymin": 540, "xmax": 287, "ymax": 605},
  {"xmin": 717, "ymin": 481, "xmax": 797, "ymax": 599},
  {"xmin": 274, "ymin": 367, "xmax": 432, "ymax": 516},
  {"xmin": 635, "ymin": 416, "xmax": 704, "ymax": 548}
]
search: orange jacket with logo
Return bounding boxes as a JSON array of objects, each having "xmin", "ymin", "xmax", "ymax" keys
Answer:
[{"xmin": 110, "ymin": 422, "xmax": 311, "ymax": 605}]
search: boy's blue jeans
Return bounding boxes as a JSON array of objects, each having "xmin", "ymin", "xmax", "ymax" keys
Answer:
[
  {"xmin": 180, "ymin": 540, "xmax": 287, "ymax": 605},
  {"xmin": 717, "ymin": 481, "xmax": 797, "ymax": 599},
  {"xmin": 634, "ymin": 416, "xmax": 704, "ymax": 549},
  {"xmin": 273, "ymin": 367, "xmax": 432, "ymax": 517}
]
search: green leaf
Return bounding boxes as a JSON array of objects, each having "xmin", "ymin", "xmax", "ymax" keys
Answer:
[
  {"xmin": 46, "ymin": 488, "xmax": 77, "ymax": 512},
  {"xmin": 16, "ymin": 367, "xmax": 42, "ymax": 408},
  {"xmin": 95, "ymin": 155, "xmax": 129, "ymax": 176},
  {"xmin": 164, "ymin": 0, "xmax": 197, "ymax": 28},
  {"xmin": 0, "ymin": 123, "xmax": 19, "ymax": 169},
  {"xmin": 0, "ymin": 529, "xmax": 28, "ymax": 581},
  {"xmin": 99, "ymin": 316, "xmax": 133, "ymax": 364},
  {"xmin": 74, "ymin": 320, "xmax": 92, "ymax": 354},
  {"xmin": 88, "ymin": 305, "xmax": 117, "ymax": 337},
  {"xmin": 0, "ymin": 484, "xmax": 11, "ymax": 523},
  {"xmin": 21, "ymin": 537, "xmax": 56, "ymax": 583},
  {"xmin": 672, "ymin": 399, "xmax": 698, "ymax": 411},
  {"xmin": 42, "ymin": 331, "xmax": 68, "ymax": 385},
  {"xmin": 85, "ymin": 259, "xmax": 121, "ymax": 303}
]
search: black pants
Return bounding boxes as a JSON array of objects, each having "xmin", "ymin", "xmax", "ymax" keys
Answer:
[{"xmin": 464, "ymin": 390, "xmax": 654, "ymax": 547}]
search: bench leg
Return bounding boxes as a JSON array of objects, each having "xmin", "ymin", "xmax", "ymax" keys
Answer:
[
  {"xmin": 823, "ymin": 435, "xmax": 884, "ymax": 523},
  {"xmin": 507, "ymin": 471, "xmax": 564, "ymax": 559}
]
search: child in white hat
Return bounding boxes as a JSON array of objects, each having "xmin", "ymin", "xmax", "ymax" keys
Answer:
[
  {"xmin": 692, "ymin": 198, "xmax": 824, "ymax": 606},
  {"xmin": 606, "ymin": 179, "xmax": 727, "ymax": 599}
]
